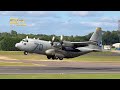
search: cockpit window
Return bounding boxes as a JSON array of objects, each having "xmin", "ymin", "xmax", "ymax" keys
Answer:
[{"xmin": 22, "ymin": 39, "xmax": 28, "ymax": 42}]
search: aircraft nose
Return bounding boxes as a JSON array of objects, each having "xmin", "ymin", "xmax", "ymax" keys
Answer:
[
  {"xmin": 15, "ymin": 43, "xmax": 24, "ymax": 50},
  {"xmin": 15, "ymin": 43, "xmax": 19, "ymax": 48}
]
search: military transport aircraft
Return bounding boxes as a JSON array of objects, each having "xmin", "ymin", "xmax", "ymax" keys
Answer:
[{"xmin": 15, "ymin": 27, "xmax": 102, "ymax": 60}]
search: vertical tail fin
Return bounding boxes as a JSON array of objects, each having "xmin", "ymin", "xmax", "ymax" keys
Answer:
[{"xmin": 89, "ymin": 27, "xmax": 102, "ymax": 51}]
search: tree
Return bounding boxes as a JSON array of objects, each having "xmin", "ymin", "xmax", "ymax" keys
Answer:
[
  {"xmin": 0, "ymin": 37, "xmax": 21, "ymax": 51},
  {"xmin": 11, "ymin": 30, "xmax": 17, "ymax": 36},
  {"xmin": 0, "ymin": 29, "xmax": 120, "ymax": 51}
]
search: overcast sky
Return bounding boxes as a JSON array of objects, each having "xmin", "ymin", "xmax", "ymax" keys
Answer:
[{"xmin": 0, "ymin": 11, "xmax": 119, "ymax": 36}]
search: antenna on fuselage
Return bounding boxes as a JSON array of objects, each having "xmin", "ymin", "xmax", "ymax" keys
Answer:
[{"xmin": 26, "ymin": 36, "xmax": 28, "ymax": 39}]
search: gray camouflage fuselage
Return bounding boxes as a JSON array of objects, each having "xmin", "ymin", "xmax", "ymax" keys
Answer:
[
  {"xmin": 15, "ymin": 39, "xmax": 93, "ymax": 58},
  {"xmin": 15, "ymin": 27, "xmax": 102, "ymax": 59}
]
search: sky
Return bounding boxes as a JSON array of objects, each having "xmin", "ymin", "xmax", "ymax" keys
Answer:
[{"xmin": 0, "ymin": 11, "xmax": 120, "ymax": 36}]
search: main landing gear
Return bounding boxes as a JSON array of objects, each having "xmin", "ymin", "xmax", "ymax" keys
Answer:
[
  {"xmin": 24, "ymin": 51, "xmax": 28, "ymax": 55},
  {"xmin": 47, "ymin": 56, "xmax": 63, "ymax": 60}
]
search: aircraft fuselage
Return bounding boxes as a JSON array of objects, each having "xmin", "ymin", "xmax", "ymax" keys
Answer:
[{"xmin": 15, "ymin": 38, "xmax": 91, "ymax": 59}]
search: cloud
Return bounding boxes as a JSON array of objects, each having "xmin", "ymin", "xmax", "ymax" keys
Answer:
[
  {"xmin": 71, "ymin": 11, "xmax": 91, "ymax": 16},
  {"xmin": 78, "ymin": 16, "xmax": 118, "ymax": 28},
  {"xmin": 0, "ymin": 11, "xmax": 119, "ymax": 36},
  {"xmin": 0, "ymin": 11, "xmax": 103, "ymax": 18},
  {"xmin": 80, "ymin": 21, "xmax": 117, "ymax": 27},
  {"xmin": 0, "ymin": 11, "xmax": 57, "ymax": 17},
  {"xmin": 0, "ymin": 11, "xmax": 27, "ymax": 16},
  {"xmin": 99, "ymin": 17, "xmax": 117, "ymax": 23},
  {"xmin": 70, "ymin": 11, "xmax": 102, "ymax": 17},
  {"xmin": 27, "ymin": 23, "xmax": 36, "ymax": 27},
  {"xmin": 80, "ymin": 22, "xmax": 101, "ymax": 27}
]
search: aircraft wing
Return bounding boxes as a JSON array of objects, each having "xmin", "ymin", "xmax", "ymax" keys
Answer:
[
  {"xmin": 70, "ymin": 41, "xmax": 89, "ymax": 47},
  {"xmin": 63, "ymin": 41, "xmax": 97, "ymax": 48},
  {"xmin": 62, "ymin": 41, "xmax": 90, "ymax": 48}
]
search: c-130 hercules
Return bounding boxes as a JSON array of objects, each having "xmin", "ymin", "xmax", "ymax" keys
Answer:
[{"xmin": 15, "ymin": 27, "xmax": 102, "ymax": 60}]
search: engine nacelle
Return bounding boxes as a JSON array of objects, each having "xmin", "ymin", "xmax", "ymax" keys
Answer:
[
  {"xmin": 45, "ymin": 49, "xmax": 55, "ymax": 55},
  {"xmin": 55, "ymin": 53, "xmax": 64, "ymax": 58},
  {"xmin": 62, "ymin": 41, "xmax": 73, "ymax": 47}
]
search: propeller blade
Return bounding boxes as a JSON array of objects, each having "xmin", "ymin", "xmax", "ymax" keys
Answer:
[
  {"xmin": 60, "ymin": 35, "xmax": 63, "ymax": 41},
  {"xmin": 26, "ymin": 36, "xmax": 28, "ymax": 39},
  {"xmin": 52, "ymin": 36, "xmax": 55, "ymax": 42}
]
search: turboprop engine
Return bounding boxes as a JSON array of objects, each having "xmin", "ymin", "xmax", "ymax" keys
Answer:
[
  {"xmin": 45, "ymin": 49, "xmax": 55, "ymax": 56},
  {"xmin": 49, "ymin": 35, "xmax": 73, "ymax": 49},
  {"xmin": 45, "ymin": 49, "xmax": 64, "ymax": 59}
]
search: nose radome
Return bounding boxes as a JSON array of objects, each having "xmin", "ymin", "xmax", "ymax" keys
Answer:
[
  {"xmin": 45, "ymin": 49, "xmax": 55, "ymax": 55},
  {"xmin": 15, "ymin": 43, "xmax": 19, "ymax": 48}
]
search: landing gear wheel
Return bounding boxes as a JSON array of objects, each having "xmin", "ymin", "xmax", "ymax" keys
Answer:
[
  {"xmin": 52, "ymin": 56, "xmax": 55, "ymax": 60},
  {"xmin": 55, "ymin": 57, "xmax": 58, "ymax": 60},
  {"xmin": 47, "ymin": 56, "xmax": 51, "ymax": 59},
  {"xmin": 24, "ymin": 51, "xmax": 28, "ymax": 55},
  {"xmin": 59, "ymin": 57, "xmax": 63, "ymax": 60},
  {"xmin": 51, "ymin": 56, "xmax": 59, "ymax": 60}
]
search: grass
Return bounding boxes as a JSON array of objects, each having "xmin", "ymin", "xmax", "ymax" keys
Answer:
[
  {"xmin": 64, "ymin": 51, "xmax": 120, "ymax": 61},
  {"xmin": 0, "ymin": 62, "xmax": 34, "ymax": 66},
  {"xmin": 0, "ymin": 51, "xmax": 120, "ymax": 61},
  {"xmin": 0, "ymin": 51, "xmax": 47, "ymax": 60},
  {"xmin": 1, "ymin": 74, "xmax": 120, "ymax": 79},
  {"xmin": 67, "ymin": 56, "xmax": 120, "ymax": 61},
  {"xmin": 0, "ymin": 51, "xmax": 120, "ymax": 79}
]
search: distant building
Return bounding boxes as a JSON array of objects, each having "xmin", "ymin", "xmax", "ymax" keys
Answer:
[
  {"xmin": 103, "ymin": 45, "xmax": 111, "ymax": 50},
  {"xmin": 112, "ymin": 43, "xmax": 120, "ymax": 50}
]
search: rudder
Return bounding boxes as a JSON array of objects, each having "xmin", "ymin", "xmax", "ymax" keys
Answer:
[{"xmin": 89, "ymin": 27, "xmax": 102, "ymax": 51}]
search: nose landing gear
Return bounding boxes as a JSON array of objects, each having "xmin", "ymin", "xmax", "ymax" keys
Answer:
[{"xmin": 24, "ymin": 51, "xmax": 28, "ymax": 55}]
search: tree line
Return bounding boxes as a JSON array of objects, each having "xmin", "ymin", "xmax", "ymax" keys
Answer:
[{"xmin": 0, "ymin": 30, "xmax": 120, "ymax": 51}]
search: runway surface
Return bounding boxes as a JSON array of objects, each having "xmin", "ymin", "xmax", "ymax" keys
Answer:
[{"xmin": 1, "ymin": 59, "xmax": 120, "ymax": 74}]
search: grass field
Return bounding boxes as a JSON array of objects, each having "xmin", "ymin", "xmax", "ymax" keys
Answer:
[
  {"xmin": 0, "ymin": 51, "xmax": 47, "ymax": 60},
  {"xmin": 1, "ymin": 74, "xmax": 120, "ymax": 79},
  {"xmin": 69, "ymin": 56, "xmax": 120, "ymax": 61},
  {"xmin": 0, "ymin": 51, "xmax": 120, "ymax": 61},
  {"xmin": 0, "ymin": 62, "xmax": 34, "ymax": 66},
  {"xmin": 0, "ymin": 51, "xmax": 120, "ymax": 79}
]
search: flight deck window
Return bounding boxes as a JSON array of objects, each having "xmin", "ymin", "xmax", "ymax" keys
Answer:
[{"xmin": 22, "ymin": 39, "xmax": 28, "ymax": 42}]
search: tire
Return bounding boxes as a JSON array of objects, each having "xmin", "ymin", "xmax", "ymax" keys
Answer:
[
  {"xmin": 24, "ymin": 51, "xmax": 28, "ymax": 55},
  {"xmin": 59, "ymin": 57, "xmax": 63, "ymax": 60},
  {"xmin": 52, "ymin": 57, "xmax": 55, "ymax": 60},
  {"xmin": 55, "ymin": 57, "xmax": 58, "ymax": 60},
  {"xmin": 47, "ymin": 56, "xmax": 51, "ymax": 59},
  {"xmin": 51, "ymin": 56, "xmax": 55, "ymax": 60}
]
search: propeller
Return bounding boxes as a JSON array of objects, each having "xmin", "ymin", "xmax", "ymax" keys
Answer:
[
  {"xmin": 52, "ymin": 36, "xmax": 55, "ymax": 42},
  {"xmin": 60, "ymin": 35, "xmax": 64, "ymax": 45},
  {"xmin": 49, "ymin": 36, "xmax": 55, "ymax": 46},
  {"xmin": 49, "ymin": 35, "xmax": 64, "ymax": 49}
]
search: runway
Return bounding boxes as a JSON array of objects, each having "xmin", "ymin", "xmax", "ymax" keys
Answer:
[
  {"xmin": 1, "ymin": 59, "xmax": 120, "ymax": 74},
  {"xmin": 1, "ymin": 66, "xmax": 120, "ymax": 74}
]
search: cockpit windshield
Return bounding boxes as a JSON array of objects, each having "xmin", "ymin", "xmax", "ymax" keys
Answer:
[{"xmin": 22, "ymin": 39, "xmax": 28, "ymax": 42}]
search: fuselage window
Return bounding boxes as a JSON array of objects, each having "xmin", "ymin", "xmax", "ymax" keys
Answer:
[{"xmin": 24, "ymin": 43, "xmax": 26, "ymax": 45}]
